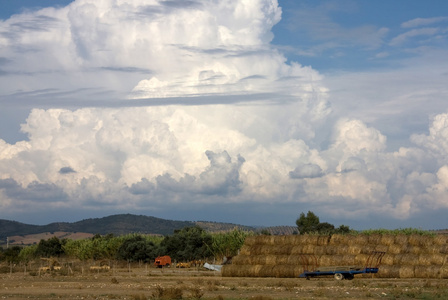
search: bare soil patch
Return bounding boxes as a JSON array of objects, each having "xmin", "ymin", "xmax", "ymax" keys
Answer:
[{"xmin": 1, "ymin": 264, "xmax": 447, "ymax": 299}]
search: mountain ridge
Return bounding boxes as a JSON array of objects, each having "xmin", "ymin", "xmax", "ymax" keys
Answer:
[{"xmin": 0, "ymin": 214, "xmax": 274, "ymax": 243}]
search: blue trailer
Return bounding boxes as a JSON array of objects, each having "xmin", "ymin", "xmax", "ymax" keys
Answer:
[{"xmin": 298, "ymin": 251, "xmax": 385, "ymax": 280}]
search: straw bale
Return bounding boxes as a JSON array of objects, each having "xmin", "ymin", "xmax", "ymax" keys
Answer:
[
  {"xmin": 222, "ymin": 265, "xmax": 262, "ymax": 277},
  {"xmin": 286, "ymin": 255, "xmax": 307, "ymax": 265},
  {"xmin": 270, "ymin": 245, "xmax": 293, "ymax": 255},
  {"xmin": 379, "ymin": 253, "xmax": 394, "ymax": 266},
  {"xmin": 329, "ymin": 234, "xmax": 347, "ymax": 245},
  {"xmin": 418, "ymin": 254, "xmax": 446, "ymax": 265},
  {"xmin": 403, "ymin": 245, "xmax": 422, "ymax": 254},
  {"xmin": 394, "ymin": 234, "xmax": 409, "ymax": 245},
  {"xmin": 243, "ymin": 236, "xmax": 257, "ymax": 246},
  {"xmin": 231, "ymin": 255, "xmax": 249, "ymax": 265},
  {"xmin": 264, "ymin": 255, "xmax": 277, "ymax": 265},
  {"xmin": 377, "ymin": 265, "xmax": 399, "ymax": 278},
  {"xmin": 387, "ymin": 244, "xmax": 402, "ymax": 255},
  {"xmin": 290, "ymin": 245, "xmax": 303, "ymax": 254},
  {"xmin": 250, "ymin": 245, "xmax": 272, "ymax": 255},
  {"xmin": 408, "ymin": 234, "xmax": 432, "ymax": 247},
  {"xmin": 394, "ymin": 253, "xmax": 419, "ymax": 265},
  {"xmin": 414, "ymin": 265, "xmax": 440, "ymax": 278},
  {"xmin": 380, "ymin": 235, "xmax": 395, "ymax": 246},
  {"xmin": 301, "ymin": 244, "xmax": 315, "ymax": 254},
  {"xmin": 374, "ymin": 244, "xmax": 388, "ymax": 253},
  {"xmin": 307, "ymin": 235, "xmax": 321, "ymax": 246},
  {"xmin": 346, "ymin": 245, "xmax": 363, "ymax": 255},
  {"xmin": 367, "ymin": 234, "xmax": 382, "ymax": 245},
  {"xmin": 318, "ymin": 255, "xmax": 355, "ymax": 266},
  {"xmin": 360, "ymin": 245, "xmax": 376, "ymax": 254},
  {"xmin": 271, "ymin": 265, "xmax": 296, "ymax": 278},
  {"xmin": 439, "ymin": 265, "xmax": 448, "ymax": 279},
  {"xmin": 258, "ymin": 265, "xmax": 275, "ymax": 277},
  {"xmin": 274, "ymin": 255, "xmax": 289, "ymax": 265},
  {"xmin": 440, "ymin": 244, "xmax": 448, "ymax": 254},
  {"xmin": 239, "ymin": 245, "xmax": 251, "ymax": 255},
  {"xmin": 335, "ymin": 245, "xmax": 349, "ymax": 255},
  {"xmin": 424, "ymin": 245, "xmax": 443, "ymax": 254},
  {"xmin": 285, "ymin": 235, "xmax": 304, "ymax": 245},
  {"xmin": 347, "ymin": 234, "xmax": 369, "ymax": 246},
  {"xmin": 314, "ymin": 246, "xmax": 326, "ymax": 255},
  {"xmin": 324, "ymin": 245, "xmax": 338, "ymax": 255},
  {"xmin": 433, "ymin": 235, "xmax": 448, "ymax": 245},
  {"xmin": 398, "ymin": 265, "xmax": 415, "ymax": 278},
  {"xmin": 317, "ymin": 235, "xmax": 331, "ymax": 246},
  {"xmin": 354, "ymin": 254, "xmax": 370, "ymax": 266}
]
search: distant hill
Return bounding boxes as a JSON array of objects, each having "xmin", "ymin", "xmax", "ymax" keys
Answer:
[
  {"xmin": 0, "ymin": 214, "xmax": 195, "ymax": 241},
  {"xmin": 0, "ymin": 214, "xmax": 300, "ymax": 246}
]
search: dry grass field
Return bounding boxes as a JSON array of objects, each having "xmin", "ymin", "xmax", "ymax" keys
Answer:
[{"xmin": 1, "ymin": 263, "xmax": 448, "ymax": 299}]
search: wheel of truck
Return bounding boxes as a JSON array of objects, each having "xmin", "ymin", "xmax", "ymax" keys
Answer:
[
  {"xmin": 334, "ymin": 273, "xmax": 344, "ymax": 280},
  {"xmin": 345, "ymin": 274, "xmax": 354, "ymax": 280}
]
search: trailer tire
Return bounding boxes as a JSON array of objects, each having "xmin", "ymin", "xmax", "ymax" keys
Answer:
[
  {"xmin": 334, "ymin": 273, "xmax": 344, "ymax": 280},
  {"xmin": 345, "ymin": 274, "xmax": 354, "ymax": 280}
]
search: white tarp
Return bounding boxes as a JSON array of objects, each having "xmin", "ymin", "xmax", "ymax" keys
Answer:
[{"xmin": 203, "ymin": 263, "xmax": 222, "ymax": 271}]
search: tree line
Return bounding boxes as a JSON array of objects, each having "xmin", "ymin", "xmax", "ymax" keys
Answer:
[{"xmin": 0, "ymin": 226, "xmax": 253, "ymax": 264}]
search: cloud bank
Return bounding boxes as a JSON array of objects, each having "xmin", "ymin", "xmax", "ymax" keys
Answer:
[{"xmin": 0, "ymin": 0, "xmax": 447, "ymax": 228}]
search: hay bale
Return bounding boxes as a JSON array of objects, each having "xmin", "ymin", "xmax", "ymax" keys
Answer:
[
  {"xmin": 239, "ymin": 245, "xmax": 251, "ymax": 255},
  {"xmin": 243, "ymin": 236, "xmax": 257, "ymax": 246},
  {"xmin": 379, "ymin": 253, "xmax": 394, "ymax": 266},
  {"xmin": 418, "ymin": 254, "xmax": 446, "ymax": 266},
  {"xmin": 439, "ymin": 265, "xmax": 448, "ymax": 279},
  {"xmin": 440, "ymin": 244, "xmax": 448, "ymax": 254},
  {"xmin": 434, "ymin": 235, "xmax": 448, "ymax": 245},
  {"xmin": 325, "ymin": 245, "xmax": 339, "ymax": 255},
  {"xmin": 258, "ymin": 265, "xmax": 275, "ymax": 277},
  {"xmin": 290, "ymin": 245, "xmax": 303, "ymax": 254},
  {"xmin": 347, "ymin": 234, "xmax": 369, "ymax": 246},
  {"xmin": 317, "ymin": 235, "xmax": 331, "ymax": 246},
  {"xmin": 271, "ymin": 265, "xmax": 296, "ymax": 278},
  {"xmin": 313, "ymin": 246, "xmax": 326, "ymax": 255},
  {"xmin": 399, "ymin": 265, "xmax": 415, "ymax": 278},
  {"xmin": 377, "ymin": 265, "xmax": 399, "ymax": 278},
  {"xmin": 354, "ymin": 254, "xmax": 370, "ymax": 266},
  {"xmin": 380, "ymin": 235, "xmax": 395, "ymax": 246},
  {"xmin": 408, "ymin": 235, "xmax": 432, "ymax": 247},
  {"xmin": 414, "ymin": 265, "xmax": 440, "ymax": 278},
  {"xmin": 368, "ymin": 234, "xmax": 382, "ymax": 245},
  {"xmin": 301, "ymin": 244, "xmax": 315, "ymax": 254},
  {"xmin": 346, "ymin": 245, "xmax": 362, "ymax": 255},
  {"xmin": 387, "ymin": 244, "xmax": 402, "ymax": 255},
  {"xmin": 286, "ymin": 255, "xmax": 307, "ymax": 265},
  {"xmin": 374, "ymin": 244, "xmax": 388, "ymax": 252},
  {"xmin": 360, "ymin": 245, "xmax": 376, "ymax": 254},
  {"xmin": 393, "ymin": 254, "xmax": 419, "ymax": 265},
  {"xmin": 329, "ymin": 234, "xmax": 347, "ymax": 245},
  {"xmin": 394, "ymin": 234, "xmax": 409, "ymax": 245}
]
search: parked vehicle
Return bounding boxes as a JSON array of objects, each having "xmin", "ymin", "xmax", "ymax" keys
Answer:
[{"xmin": 154, "ymin": 255, "xmax": 171, "ymax": 268}]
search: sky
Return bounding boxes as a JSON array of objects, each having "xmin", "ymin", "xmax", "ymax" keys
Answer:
[{"xmin": 0, "ymin": 0, "xmax": 448, "ymax": 230}]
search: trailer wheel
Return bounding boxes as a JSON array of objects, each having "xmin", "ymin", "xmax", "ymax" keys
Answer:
[
  {"xmin": 334, "ymin": 273, "xmax": 344, "ymax": 280},
  {"xmin": 345, "ymin": 274, "xmax": 354, "ymax": 280}
]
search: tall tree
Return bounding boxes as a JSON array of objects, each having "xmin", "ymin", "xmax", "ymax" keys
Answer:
[{"xmin": 296, "ymin": 211, "xmax": 320, "ymax": 234}]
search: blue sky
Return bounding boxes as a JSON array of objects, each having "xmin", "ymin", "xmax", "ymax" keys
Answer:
[{"xmin": 0, "ymin": 0, "xmax": 447, "ymax": 231}]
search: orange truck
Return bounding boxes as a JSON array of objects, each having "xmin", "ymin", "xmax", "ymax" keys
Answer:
[{"xmin": 154, "ymin": 256, "xmax": 171, "ymax": 268}]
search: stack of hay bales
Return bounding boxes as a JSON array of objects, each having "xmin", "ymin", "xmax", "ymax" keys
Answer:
[{"xmin": 221, "ymin": 234, "xmax": 448, "ymax": 278}]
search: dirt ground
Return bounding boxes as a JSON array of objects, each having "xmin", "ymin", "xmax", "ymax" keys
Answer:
[{"xmin": 1, "ymin": 265, "xmax": 447, "ymax": 299}]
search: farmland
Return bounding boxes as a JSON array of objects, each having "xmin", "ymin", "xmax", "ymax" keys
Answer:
[{"xmin": 1, "ymin": 263, "xmax": 448, "ymax": 299}]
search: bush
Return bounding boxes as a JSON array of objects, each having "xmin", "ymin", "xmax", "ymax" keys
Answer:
[{"xmin": 160, "ymin": 226, "xmax": 212, "ymax": 261}]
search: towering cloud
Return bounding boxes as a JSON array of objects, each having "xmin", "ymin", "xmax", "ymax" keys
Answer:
[{"xmin": 0, "ymin": 0, "xmax": 447, "ymax": 228}]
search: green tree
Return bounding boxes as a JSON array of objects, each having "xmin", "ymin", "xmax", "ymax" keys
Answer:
[
  {"xmin": 116, "ymin": 235, "xmax": 161, "ymax": 262},
  {"xmin": 2, "ymin": 246, "xmax": 22, "ymax": 263},
  {"xmin": 296, "ymin": 211, "xmax": 320, "ymax": 234},
  {"xmin": 296, "ymin": 211, "xmax": 351, "ymax": 235},
  {"xmin": 35, "ymin": 237, "xmax": 65, "ymax": 257},
  {"xmin": 161, "ymin": 226, "xmax": 212, "ymax": 261}
]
